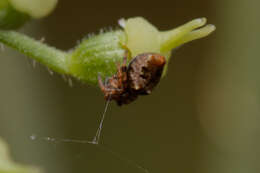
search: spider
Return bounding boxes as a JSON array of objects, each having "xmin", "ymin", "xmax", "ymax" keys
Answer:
[{"xmin": 98, "ymin": 52, "xmax": 166, "ymax": 106}]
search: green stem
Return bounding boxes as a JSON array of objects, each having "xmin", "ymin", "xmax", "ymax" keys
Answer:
[{"xmin": 0, "ymin": 30, "xmax": 69, "ymax": 74}]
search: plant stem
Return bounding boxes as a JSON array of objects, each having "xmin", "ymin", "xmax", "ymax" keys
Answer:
[{"xmin": 0, "ymin": 30, "xmax": 69, "ymax": 74}]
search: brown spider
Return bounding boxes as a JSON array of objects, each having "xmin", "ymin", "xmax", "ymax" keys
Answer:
[{"xmin": 98, "ymin": 52, "xmax": 166, "ymax": 106}]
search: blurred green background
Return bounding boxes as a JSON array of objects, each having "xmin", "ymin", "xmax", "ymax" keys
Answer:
[{"xmin": 1, "ymin": 0, "xmax": 260, "ymax": 173}]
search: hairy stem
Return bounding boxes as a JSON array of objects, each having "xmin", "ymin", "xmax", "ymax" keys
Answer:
[{"xmin": 0, "ymin": 30, "xmax": 69, "ymax": 74}]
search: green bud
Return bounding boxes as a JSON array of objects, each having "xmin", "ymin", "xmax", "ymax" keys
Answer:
[
  {"xmin": 0, "ymin": 0, "xmax": 58, "ymax": 29},
  {"xmin": 0, "ymin": 0, "xmax": 30, "ymax": 29},
  {"xmin": 68, "ymin": 30, "xmax": 126, "ymax": 84},
  {"xmin": 0, "ymin": 17, "xmax": 215, "ymax": 85},
  {"xmin": 9, "ymin": 0, "xmax": 58, "ymax": 19},
  {"xmin": 0, "ymin": 138, "xmax": 41, "ymax": 173}
]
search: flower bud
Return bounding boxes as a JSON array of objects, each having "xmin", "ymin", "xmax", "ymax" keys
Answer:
[
  {"xmin": 9, "ymin": 0, "xmax": 58, "ymax": 18},
  {"xmin": 0, "ymin": 0, "xmax": 29, "ymax": 29},
  {"xmin": 0, "ymin": 0, "xmax": 58, "ymax": 29},
  {"xmin": 0, "ymin": 137, "xmax": 41, "ymax": 173}
]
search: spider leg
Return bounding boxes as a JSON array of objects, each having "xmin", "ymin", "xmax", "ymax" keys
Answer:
[
  {"xmin": 98, "ymin": 74, "xmax": 106, "ymax": 93},
  {"xmin": 121, "ymin": 44, "xmax": 131, "ymax": 60},
  {"xmin": 116, "ymin": 62, "xmax": 121, "ymax": 73},
  {"xmin": 115, "ymin": 62, "xmax": 124, "ymax": 87},
  {"xmin": 122, "ymin": 50, "xmax": 128, "ymax": 68},
  {"xmin": 112, "ymin": 50, "xmax": 129, "ymax": 90},
  {"xmin": 120, "ymin": 51, "xmax": 128, "ymax": 83}
]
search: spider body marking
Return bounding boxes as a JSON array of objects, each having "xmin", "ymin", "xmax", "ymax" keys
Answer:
[{"xmin": 98, "ymin": 52, "xmax": 166, "ymax": 106}]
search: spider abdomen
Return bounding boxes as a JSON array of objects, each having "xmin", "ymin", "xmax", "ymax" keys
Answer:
[
  {"xmin": 127, "ymin": 53, "xmax": 166, "ymax": 95},
  {"xmin": 98, "ymin": 52, "xmax": 166, "ymax": 106}
]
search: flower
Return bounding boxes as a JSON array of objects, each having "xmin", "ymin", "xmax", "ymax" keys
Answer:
[
  {"xmin": 0, "ymin": 17, "xmax": 215, "ymax": 85},
  {"xmin": 123, "ymin": 17, "xmax": 215, "ymax": 58},
  {"xmin": 69, "ymin": 17, "xmax": 216, "ymax": 83}
]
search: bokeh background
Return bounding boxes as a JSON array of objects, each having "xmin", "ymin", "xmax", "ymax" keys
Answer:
[{"xmin": 1, "ymin": 0, "xmax": 260, "ymax": 173}]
